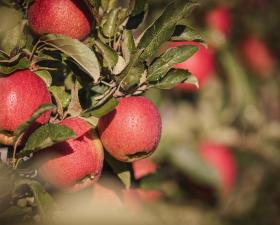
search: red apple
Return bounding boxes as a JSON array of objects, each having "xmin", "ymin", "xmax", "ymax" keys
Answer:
[
  {"xmin": 28, "ymin": 0, "xmax": 93, "ymax": 40},
  {"xmin": 240, "ymin": 36, "xmax": 276, "ymax": 78},
  {"xmin": 205, "ymin": 5, "xmax": 232, "ymax": 37},
  {"xmin": 199, "ymin": 143, "xmax": 236, "ymax": 193},
  {"xmin": 133, "ymin": 158, "xmax": 158, "ymax": 180},
  {"xmin": 98, "ymin": 96, "xmax": 162, "ymax": 162},
  {"xmin": 0, "ymin": 70, "xmax": 51, "ymax": 144},
  {"xmin": 34, "ymin": 117, "xmax": 104, "ymax": 192},
  {"xmin": 167, "ymin": 41, "xmax": 215, "ymax": 90}
]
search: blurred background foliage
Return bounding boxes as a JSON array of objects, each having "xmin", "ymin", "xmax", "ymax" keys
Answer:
[{"xmin": 139, "ymin": 0, "xmax": 280, "ymax": 225}]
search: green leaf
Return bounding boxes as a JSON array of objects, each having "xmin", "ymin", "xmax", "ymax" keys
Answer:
[
  {"xmin": 147, "ymin": 45, "xmax": 198, "ymax": 81},
  {"xmin": 153, "ymin": 69, "xmax": 192, "ymax": 89},
  {"xmin": 82, "ymin": 97, "xmax": 118, "ymax": 118},
  {"xmin": 171, "ymin": 20, "xmax": 205, "ymax": 43},
  {"xmin": 0, "ymin": 21, "xmax": 26, "ymax": 54},
  {"xmin": 40, "ymin": 34, "xmax": 100, "ymax": 83},
  {"xmin": 118, "ymin": 50, "xmax": 144, "ymax": 91},
  {"xmin": 122, "ymin": 30, "xmax": 136, "ymax": 63},
  {"xmin": 105, "ymin": 153, "xmax": 131, "ymax": 189},
  {"xmin": 67, "ymin": 82, "xmax": 83, "ymax": 117},
  {"xmin": 18, "ymin": 123, "xmax": 76, "ymax": 157},
  {"xmin": 35, "ymin": 70, "xmax": 52, "ymax": 87},
  {"xmin": 49, "ymin": 86, "xmax": 71, "ymax": 117},
  {"xmin": 101, "ymin": 0, "xmax": 116, "ymax": 12},
  {"xmin": 137, "ymin": 0, "xmax": 198, "ymax": 60},
  {"xmin": 86, "ymin": 0, "xmax": 101, "ymax": 10},
  {"xmin": 14, "ymin": 104, "xmax": 55, "ymax": 139},
  {"xmin": 0, "ymin": 57, "xmax": 29, "ymax": 75},
  {"xmin": 126, "ymin": 0, "xmax": 148, "ymax": 30},
  {"xmin": 121, "ymin": 62, "xmax": 145, "ymax": 91},
  {"xmin": 128, "ymin": 0, "xmax": 148, "ymax": 16},
  {"xmin": 14, "ymin": 179, "xmax": 54, "ymax": 223},
  {"xmin": 0, "ymin": 7, "xmax": 25, "ymax": 54},
  {"xmin": 112, "ymin": 55, "xmax": 126, "ymax": 75},
  {"xmin": 0, "ymin": 7, "xmax": 22, "ymax": 33},
  {"xmin": 102, "ymin": 8, "xmax": 120, "ymax": 38},
  {"xmin": 169, "ymin": 148, "xmax": 221, "ymax": 189},
  {"xmin": 94, "ymin": 39, "xmax": 118, "ymax": 70},
  {"xmin": 182, "ymin": 74, "xmax": 199, "ymax": 88},
  {"xmin": 0, "ymin": 52, "xmax": 24, "ymax": 64}
]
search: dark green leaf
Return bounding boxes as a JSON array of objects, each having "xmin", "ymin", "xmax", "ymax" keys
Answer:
[
  {"xmin": 171, "ymin": 20, "xmax": 205, "ymax": 43},
  {"xmin": 49, "ymin": 86, "xmax": 71, "ymax": 117},
  {"xmin": 35, "ymin": 70, "xmax": 52, "ymax": 87},
  {"xmin": 153, "ymin": 69, "xmax": 192, "ymax": 89},
  {"xmin": 0, "ymin": 52, "xmax": 24, "ymax": 64},
  {"xmin": 18, "ymin": 123, "xmax": 76, "ymax": 157},
  {"xmin": 122, "ymin": 30, "xmax": 136, "ymax": 62},
  {"xmin": 105, "ymin": 153, "xmax": 131, "ymax": 188},
  {"xmin": 126, "ymin": 0, "xmax": 148, "ymax": 30},
  {"xmin": 148, "ymin": 45, "xmax": 198, "ymax": 81},
  {"xmin": 102, "ymin": 8, "xmax": 120, "ymax": 38},
  {"xmin": 121, "ymin": 63, "xmax": 145, "ymax": 91},
  {"xmin": 94, "ymin": 39, "xmax": 118, "ymax": 70},
  {"xmin": 40, "ymin": 34, "xmax": 100, "ymax": 83},
  {"xmin": 0, "ymin": 57, "xmax": 29, "ymax": 75},
  {"xmin": 138, "ymin": 0, "xmax": 198, "ymax": 60},
  {"xmin": 82, "ymin": 97, "xmax": 118, "ymax": 118},
  {"xmin": 118, "ymin": 49, "xmax": 144, "ymax": 91},
  {"xmin": 128, "ymin": 0, "xmax": 148, "ymax": 16},
  {"xmin": 14, "ymin": 104, "xmax": 55, "ymax": 139},
  {"xmin": 169, "ymin": 148, "xmax": 221, "ymax": 189}
]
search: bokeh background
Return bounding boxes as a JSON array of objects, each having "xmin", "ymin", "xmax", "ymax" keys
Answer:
[{"xmin": 137, "ymin": 0, "xmax": 280, "ymax": 225}]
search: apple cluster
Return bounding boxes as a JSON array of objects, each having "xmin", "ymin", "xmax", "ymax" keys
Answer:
[{"xmin": 0, "ymin": 0, "xmax": 162, "ymax": 196}]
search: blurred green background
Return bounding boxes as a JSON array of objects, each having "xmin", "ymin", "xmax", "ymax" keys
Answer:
[{"xmin": 138, "ymin": 1, "xmax": 280, "ymax": 225}]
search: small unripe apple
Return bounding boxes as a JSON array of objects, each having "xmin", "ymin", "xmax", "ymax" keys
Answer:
[
  {"xmin": 98, "ymin": 96, "xmax": 162, "ymax": 162},
  {"xmin": 205, "ymin": 5, "xmax": 232, "ymax": 37},
  {"xmin": 133, "ymin": 158, "xmax": 158, "ymax": 180},
  {"xmin": 28, "ymin": 0, "xmax": 93, "ymax": 40},
  {"xmin": 34, "ymin": 117, "xmax": 104, "ymax": 192},
  {"xmin": 199, "ymin": 143, "xmax": 236, "ymax": 193},
  {"xmin": 240, "ymin": 36, "xmax": 276, "ymax": 78},
  {"xmin": 167, "ymin": 41, "xmax": 215, "ymax": 90},
  {"xmin": 0, "ymin": 70, "xmax": 51, "ymax": 144}
]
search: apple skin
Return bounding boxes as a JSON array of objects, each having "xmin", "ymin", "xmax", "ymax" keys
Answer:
[
  {"xmin": 205, "ymin": 5, "xmax": 232, "ymax": 37},
  {"xmin": 240, "ymin": 37, "xmax": 276, "ymax": 78},
  {"xmin": 28, "ymin": 0, "xmax": 92, "ymax": 40},
  {"xmin": 167, "ymin": 41, "xmax": 215, "ymax": 90},
  {"xmin": 34, "ymin": 117, "xmax": 104, "ymax": 192},
  {"xmin": 199, "ymin": 143, "xmax": 237, "ymax": 193},
  {"xmin": 98, "ymin": 96, "xmax": 162, "ymax": 162},
  {"xmin": 0, "ymin": 69, "xmax": 51, "ymax": 134},
  {"xmin": 133, "ymin": 158, "xmax": 158, "ymax": 180}
]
